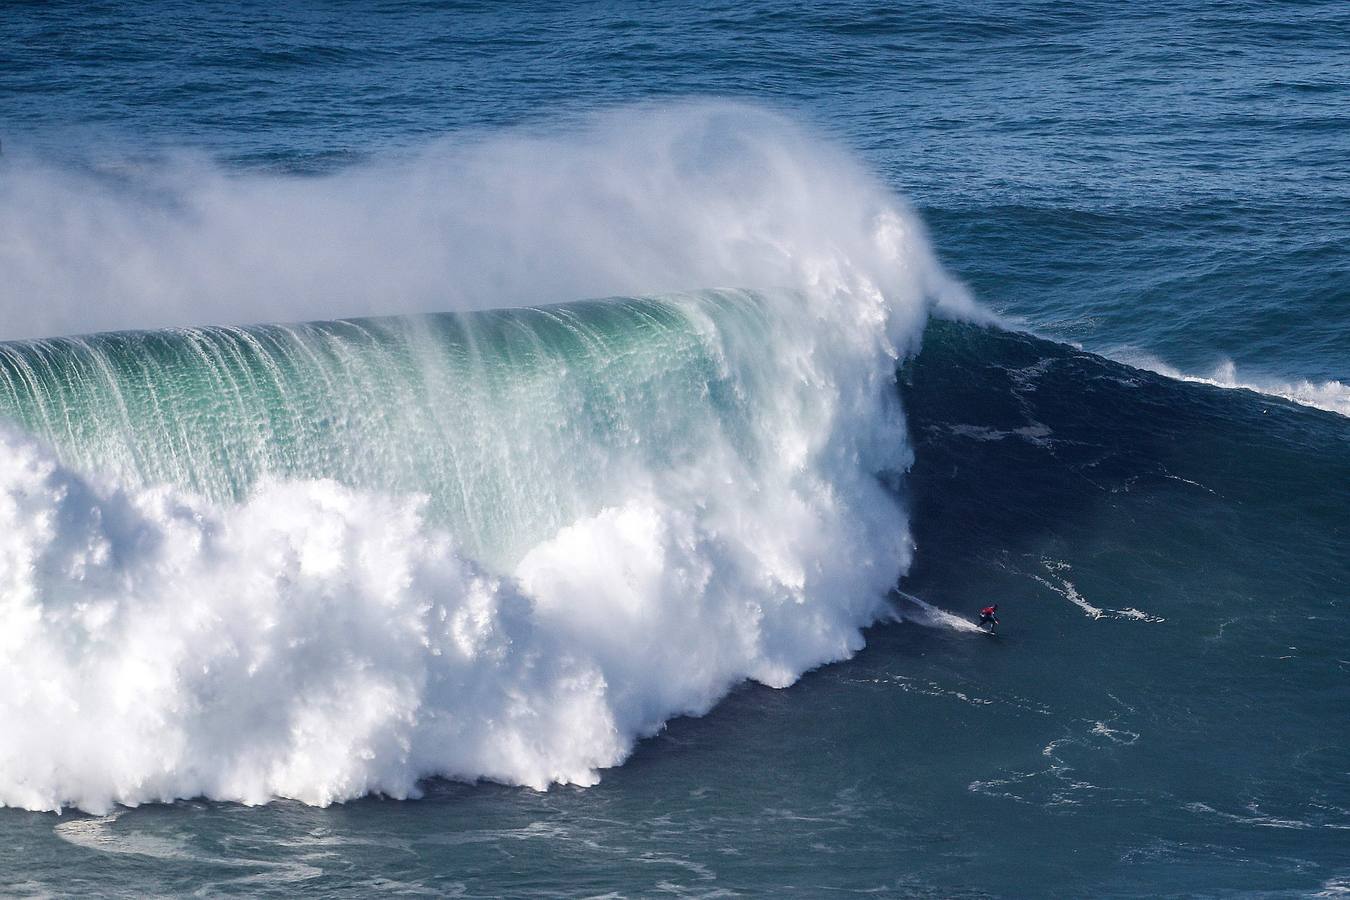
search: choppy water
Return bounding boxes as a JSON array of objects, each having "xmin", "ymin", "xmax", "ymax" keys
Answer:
[{"xmin": 1, "ymin": 1, "xmax": 1347, "ymax": 896}]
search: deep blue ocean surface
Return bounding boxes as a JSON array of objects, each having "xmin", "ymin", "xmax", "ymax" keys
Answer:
[{"xmin": 1, "ymin": 2, "xmax": 1347, "ymax": 896}]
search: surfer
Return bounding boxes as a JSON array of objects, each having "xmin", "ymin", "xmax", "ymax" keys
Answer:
[{"xmin": 978, "ymin": 604, "xmax": 999, "ymax": 631}]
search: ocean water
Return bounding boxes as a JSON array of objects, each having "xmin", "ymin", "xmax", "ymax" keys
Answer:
[{"xmin": 1, "ymin": 1, "xmax": 1347, "ymax": 896}]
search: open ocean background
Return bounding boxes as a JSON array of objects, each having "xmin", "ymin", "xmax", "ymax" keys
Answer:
[{"xmin": 1, "ymin": 1, "xmax": 1347, "ymax": 896}]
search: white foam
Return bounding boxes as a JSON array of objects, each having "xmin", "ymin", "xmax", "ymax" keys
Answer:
[
  {"xmin": 944, "ymin": 422, "xmax": 1053, "ymax": 446},
  {"xmin": 1317, "ymin": 876, "xmax": 1350, "ymax": 897},
  {"xmin": 1089, "ymin": 722, "xmax": 1139, "ymax": 745},
  {"xmin": 891, "ymin": 591, "xmax": 985, "ymax": 633},
  {"xmin": 0, "ymin": 427, "xmax": 910, "ymax": 812},
  {"xmin": 1032, "ymin": 561, "xmax": 1165, "ymax": 623},
  {"xmin": 53, "ymin": 812, "xmax": 191, "ymax": 861},
  {"xmin": 52, "ymin": 806, "xmax": 324, "ymax": 884},
  {"xmin": 1120, "ymin": 353, "xmax": 1350, "ymax": 418}
]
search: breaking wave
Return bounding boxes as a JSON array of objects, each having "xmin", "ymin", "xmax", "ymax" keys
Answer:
[
  {"xmin": 0, "ymin": 103, "xmax": 967, "ymax": 813},
  {"xmin": 1119, "ymin": 353, "xmax": 1350, "ymax": 418}
]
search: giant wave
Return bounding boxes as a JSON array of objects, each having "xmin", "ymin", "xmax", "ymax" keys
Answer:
[{"xmin": 0, "ymin": 104, "xmax": 972, "ymax": 813}]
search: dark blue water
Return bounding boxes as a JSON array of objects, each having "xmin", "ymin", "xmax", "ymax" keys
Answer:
[{"xmin": 2, "ymin": 2, "xmax": 1348, "ymax": 896}]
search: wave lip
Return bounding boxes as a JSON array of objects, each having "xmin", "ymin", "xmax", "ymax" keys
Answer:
[
  {"xmin": 1118, "ymin": 352, "xmax": 1350, "ymax": 418},
  {"xmin": 0, "ymin": 103, "xmax": 964, "ymax": 813}
]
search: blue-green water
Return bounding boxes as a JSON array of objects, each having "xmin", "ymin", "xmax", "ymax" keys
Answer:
[{"xmin": 1, "ymin": 2, "xmax": 1347, "ymax": 896}]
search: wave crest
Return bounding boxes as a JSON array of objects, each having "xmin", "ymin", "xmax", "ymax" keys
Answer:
[{"xmin": 1122, "ymin": 353, "xmax": 1350, "ymax": 418}]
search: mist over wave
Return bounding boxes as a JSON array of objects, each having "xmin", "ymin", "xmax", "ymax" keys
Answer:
[{"xmin": 0, "ymin": 104, "xmax": 968, "ymax": 813}]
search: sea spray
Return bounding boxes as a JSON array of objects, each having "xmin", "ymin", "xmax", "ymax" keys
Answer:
[
  {"xmin": 0, "ymin": 102, "xmax": 977, "ymax": 341},
  {"xmin": 0, "ymin": 104, "xmax": 966, "ymax": 812}
]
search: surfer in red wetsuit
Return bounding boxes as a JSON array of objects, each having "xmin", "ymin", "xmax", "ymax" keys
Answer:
[{"xmin": 978, "ymin": 604, "xmax": 999, "ymax": 631}]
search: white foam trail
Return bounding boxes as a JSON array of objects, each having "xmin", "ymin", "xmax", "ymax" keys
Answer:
[
  {"xmin": 0, "ymin": 103, "xmax": 969, "ymax": 813},
  {"xmin": 53, "ymin": 807, "xmax": 325, "ymax": 883},
  {"xmin": 1317, "ymin": 876, "xmax": 1350, "ymax": 897},
  {"xmin": 1120, "ymin": 352, "xmax": 1350, "ymax": 418},
  {"xmin": 891, "ymin": 591, "xmax": 984, "ymax": 632},
  {"xmin": 53, "ymin": 812, "xmax": 190, "ymax": 860},
  {"xmin": 1032, "ymin": 562, "xmax": 1164, "ymax": 623}
]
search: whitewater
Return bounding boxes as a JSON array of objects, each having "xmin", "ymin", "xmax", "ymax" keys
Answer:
[
  {"xmin": 1118, "ymin": 353, "xmax": 1350, "ymax": 419},
  {"xmin": 0, "ymin": 104, "xmax": 973, "ymax": 813}
]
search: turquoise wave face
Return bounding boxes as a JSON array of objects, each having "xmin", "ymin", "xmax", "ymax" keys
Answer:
[{"xmin": 0, "ymin": 293, "xmax": 775, "ymax": 566}]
